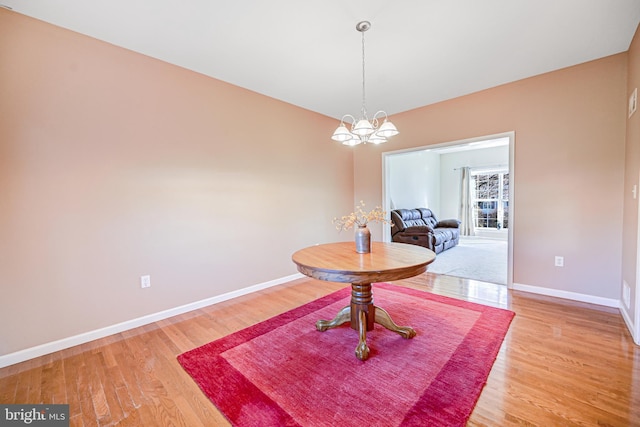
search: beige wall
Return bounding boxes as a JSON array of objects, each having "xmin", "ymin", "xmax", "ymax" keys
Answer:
[
  {"xmin": 0, "ymin": 10, "xmax": 354, "ymax": 356},
  {"xmin": 623, "ymin": 26, "xmax": 640, "ymax": 329},
  {"xmin": 356, "ymin": 53, "xmax": 628, "ymax": 300}
]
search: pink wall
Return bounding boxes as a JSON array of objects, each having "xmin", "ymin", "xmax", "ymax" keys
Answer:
[
  {"xmin": 1, "ymin": 7, "xmax": 637, "ymax": 361},
  {"xmin": 0, "ymin": 10, "xmax": 354, "ymax": 357},
  {"xmin": 356, "ymin": 53, "xmax": 628, "ymax": 301}
]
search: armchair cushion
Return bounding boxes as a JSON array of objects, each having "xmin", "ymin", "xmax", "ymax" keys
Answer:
[
  {"xmin": 436, "ymin": 219, "xmax": 461, "ymax": 228},
  {"xmin": 401, "ymin": 225, "xmax": 433, "ymax": 234},
  {"xmin": 391, "ymin": 209, "xmax": 429, "ymax": 232}
]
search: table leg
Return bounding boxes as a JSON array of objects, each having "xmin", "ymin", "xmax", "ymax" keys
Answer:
[
  {"xmin": 355, "ymin": 310, "xmax": 370, "ymax": 360},
  {"xmin": 374, "ymin": 305, "xmax": 416, "ymax": 339},
  {"xmin": 350, "ymin": 283, "xmax": 374, "ymax": 360},
  {"xmin": 315, "ymin": 282, "xmax": 415, "ymax": 361},
  {"xmin": 316, "ymin": 305, "xmax": 350, "ymax": 331}
]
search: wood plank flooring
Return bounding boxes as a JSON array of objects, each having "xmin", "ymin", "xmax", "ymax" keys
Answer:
[{"xmin": 1, "ymin": 273, "xmax": 639, "ymax": 426}]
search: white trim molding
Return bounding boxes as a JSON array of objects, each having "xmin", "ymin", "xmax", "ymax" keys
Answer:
[
  {"xmin": 636, "ymin": 305, "xmax": 640, "ymax": 345},
  {"xmin": 620, "ymin": 305, "xmax": 639, "ymax": 345},
  {"xmin": 381, "ymin": 131, "xmax": 516, "ymax": 289},
  {"xmin": 512, "ymin": 282, "xmax": 619, "ymax": 308},
  {"xmin": 0, "ymin": 273, "xmax": 304, "ymax": 369}
]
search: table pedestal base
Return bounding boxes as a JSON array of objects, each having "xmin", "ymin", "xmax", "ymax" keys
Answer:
[{"xmin": 315, "ymin": 283, "xmax": 416, "ymax": 361}]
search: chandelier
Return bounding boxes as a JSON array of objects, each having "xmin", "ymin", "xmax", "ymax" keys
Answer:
[{"xmin": 331, "ymin": 21, "xmax": 399, "ymax": 146}]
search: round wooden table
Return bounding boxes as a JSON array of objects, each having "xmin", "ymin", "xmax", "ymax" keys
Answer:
[{"xmin": 291, "ymin": 241, "xmax": 436, "ymax": 361}]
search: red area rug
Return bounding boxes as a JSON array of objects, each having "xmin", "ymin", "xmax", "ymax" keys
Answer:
[{"xmin": 178, "ymin": 283, "xmax": 514, "ymax": 427}]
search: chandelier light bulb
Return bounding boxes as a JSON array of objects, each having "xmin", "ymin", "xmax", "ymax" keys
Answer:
[
  {"xmin": 331, "ymin": 124, "xmax": 354, "ymax": 142},
  {"xmin": 343, "ymin": 138, "xmax": 362, "ymax": 146},
  {"xmin": 352, "ymin": 119, "xmax": 375, "ymax": 136},
  {"xmin": 368, "ymin": 133, "xmax": 388, "ymax": 144},
  {"xmin": 376, "ymin": 120, "xmax": 399, "ymax": 138}
]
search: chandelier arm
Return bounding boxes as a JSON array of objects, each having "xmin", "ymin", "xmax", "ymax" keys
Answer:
[
  {"xmin": 372, "ymin": 110, "xmax": 389, "ymax": 129},
  {"xmin": 340, "ymin": 114, "xmax": 357, "ymax": 127},
  {"xmin": 372, "ymin": 111, "xmax": 389, "ymax": 120}
]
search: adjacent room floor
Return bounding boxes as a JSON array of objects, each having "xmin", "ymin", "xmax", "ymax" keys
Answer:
[{"xmin": 426, "ymin": 236, "xmax": 508, "ymax": 285}]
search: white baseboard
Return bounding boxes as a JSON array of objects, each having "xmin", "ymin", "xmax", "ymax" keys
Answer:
[
  {"xmin": 619, "ymin": 305, "xmax": 640, "ymax": 345},
  {"xmin": 0, "ymin": 273, "xmax": 304, "ymax": 369},
  {"xmin": 512, "ymin": 282, "xmax": 620, "ymax": 308}
]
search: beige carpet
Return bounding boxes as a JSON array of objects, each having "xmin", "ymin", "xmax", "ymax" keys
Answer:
[{"xmin": 427, "ymin": 237, "xmax": 508, "ymax": 285}]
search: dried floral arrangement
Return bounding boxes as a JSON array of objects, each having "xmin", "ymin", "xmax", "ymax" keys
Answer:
[{"xmin": 333, "ymin": 201, "xmax": 393, "ymax": 231}]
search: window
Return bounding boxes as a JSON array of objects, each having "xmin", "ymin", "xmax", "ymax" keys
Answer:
[{"xmin": 472, "ymin": 171, "xmax": 509, "ymax": 229}]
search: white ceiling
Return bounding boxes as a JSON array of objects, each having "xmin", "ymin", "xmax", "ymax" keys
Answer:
[{"xmin": 3, "ymin": 1, "xmax": 640, "ymax": 120}]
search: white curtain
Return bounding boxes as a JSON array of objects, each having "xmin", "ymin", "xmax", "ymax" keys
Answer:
[{"xmin": 459, "ymin": 167, "xmax": 475, "ymax": 236}]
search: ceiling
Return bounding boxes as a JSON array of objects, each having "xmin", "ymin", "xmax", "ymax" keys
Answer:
[{"xmin": 3, "ymin": 1, "xmax": 640, "ymax": 120}]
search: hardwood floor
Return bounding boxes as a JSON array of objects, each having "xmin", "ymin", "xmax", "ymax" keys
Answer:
[{"xmin": 1, "ymin": 273, "xmax": 639, "ymax": 426}]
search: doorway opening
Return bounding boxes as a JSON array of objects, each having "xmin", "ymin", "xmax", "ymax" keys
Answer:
[{"xmin": 382, "ymin": 132, "xmax": 514, "ymax": 288}]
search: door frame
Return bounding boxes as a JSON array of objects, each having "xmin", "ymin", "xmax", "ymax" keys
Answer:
[
  {"xmin": 382, "ymin": 131, "xmax": 515, "ymax": 288},
  {"xmin": 634, "ymin": 169, "xmax": 640, "ymax": 344}
]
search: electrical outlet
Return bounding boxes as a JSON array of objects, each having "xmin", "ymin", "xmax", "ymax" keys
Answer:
[
  {"xmin": 623, "ymin": 281, "xmax": 631, "ymax": 309},
  {"xmin": 140, "ymin": 275, "xmax": 151, "ymax": 288},
  {"xmin": 554, "ymin": 256, "xmax": 564, "ymax": 267}
]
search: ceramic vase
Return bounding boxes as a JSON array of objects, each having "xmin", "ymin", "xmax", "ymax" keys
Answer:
[{"xmin": 354, "ymin": 225, "xmax": 371, "ymax": 254}]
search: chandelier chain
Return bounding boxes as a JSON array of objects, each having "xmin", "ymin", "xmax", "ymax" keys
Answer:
[{"xmin": 361, "ymin": 28, "xmax": 367, "ymax": 119}]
